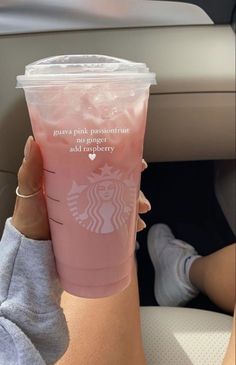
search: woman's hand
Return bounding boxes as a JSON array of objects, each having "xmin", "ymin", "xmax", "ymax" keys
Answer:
[
  {"xmin": 137, "ymin": 160, "xmax": 151, "ymax": 231},
  {"xmin": 11, "ymin": 136, "xmax": 50, "ymax": 240},
  {"xmin": 11, "ymin": 137, "xmax": 150, "ymax": 240}
]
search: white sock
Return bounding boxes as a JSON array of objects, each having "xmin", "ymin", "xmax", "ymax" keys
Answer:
[
  {"xmin": 182, "ymin": 254, "xmax": 201, "ymax": 285},
  {"xmin": 147, "ymin": 224, "xmax": 200, "ymax": 306}
]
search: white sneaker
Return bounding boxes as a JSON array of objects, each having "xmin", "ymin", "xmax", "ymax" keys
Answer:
[{"xmin": 147, "ymin": 224, "xmax": 200, "ymax": 306}]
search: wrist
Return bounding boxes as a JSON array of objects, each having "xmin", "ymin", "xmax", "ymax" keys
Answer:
[
  {"xmin": 12, "ymin": 190, "xmax": 50, "ymax": 240},
  {"xmin": 8, "ymin": 217, "xmax": 51, "ymax": 242}
]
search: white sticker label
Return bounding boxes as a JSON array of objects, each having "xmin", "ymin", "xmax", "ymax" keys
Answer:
[{"xmin": 53, "ymin": 127, "xmax": 130, "ymax": 157}]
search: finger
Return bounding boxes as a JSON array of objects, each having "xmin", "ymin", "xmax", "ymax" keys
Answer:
[
  {"xmin": 17, "ymin": 136, "xmax": 44, "ymax": 195},
  {"xmin": 142, "ymin": 159, "xmax": 148, "ymax": 172},
  {"xmin": 12, "ymin": 136, "xmax": 50, "ymax": 240},
  {"xmin": 137, "ymin": 216, "xmax": 146, "ymax": 232},
  {"xmin": 138, "ymin": 191, "xmax": 151, "ymax": 214}
]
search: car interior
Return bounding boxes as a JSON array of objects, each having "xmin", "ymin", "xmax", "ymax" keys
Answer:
[{"xmin": 0, "ymin": 1, "xmax": 235, "ymax": 364}]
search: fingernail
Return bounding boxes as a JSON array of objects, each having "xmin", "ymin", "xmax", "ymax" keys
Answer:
[
  {"xmin": 138, "ymin": 218, "xmax": 146, "ymax": 231},
  {"xmin": 140, "ymin": 191, "xmax": 151, "ymax": 211},
  {"xmin": 141, "ymin": 219, "xmax": 146, "ymax": 228},
  {"xmin": 24, "ymin": 136, "xmax": 33, "ymax": 160},
  {"xmin": 142, "ymin": 159, "xmax": 148, "ymax": 171},
  {"xmin": 144, "ymin": 200, "xmax": 151, "ymax": 211}
]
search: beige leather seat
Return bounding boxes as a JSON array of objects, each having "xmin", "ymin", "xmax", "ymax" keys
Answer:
[{"xmin": 141, "ymin": 307, "xmax": 232, "ymax": 365}]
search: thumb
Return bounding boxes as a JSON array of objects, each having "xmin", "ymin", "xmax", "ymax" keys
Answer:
[{"xmin": 18, "ymin": 136, "xmax": 44, "ymax": 195}]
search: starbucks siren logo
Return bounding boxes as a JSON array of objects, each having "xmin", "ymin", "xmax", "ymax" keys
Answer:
[{"xmin": 67, "ymin": 164, "xmax": 136, "ymax": 234}]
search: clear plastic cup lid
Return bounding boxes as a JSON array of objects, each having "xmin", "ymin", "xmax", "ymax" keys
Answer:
[{"xmin": 16, "ymin": 54, "xmax": 156, "ymax": 87}]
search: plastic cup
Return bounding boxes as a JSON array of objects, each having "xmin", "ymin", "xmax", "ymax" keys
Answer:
[{"xmin": 17, "ymin": 55, "xmax": 156, "ymax": 298}]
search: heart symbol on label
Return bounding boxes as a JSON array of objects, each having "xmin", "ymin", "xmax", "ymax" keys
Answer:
[{"xmin": 89, "ymin": 153, "xmax": 96, "ymax": 160}]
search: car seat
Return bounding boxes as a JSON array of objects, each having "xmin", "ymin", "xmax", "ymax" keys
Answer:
[{"xmin": 140, "ymin": 306, "xmax": 232, "ymax": 365}]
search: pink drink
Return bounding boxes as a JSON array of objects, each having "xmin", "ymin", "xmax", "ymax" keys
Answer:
[{"xmin": 17, "ymin": 55, "xmax": 156, "ymax": 298}]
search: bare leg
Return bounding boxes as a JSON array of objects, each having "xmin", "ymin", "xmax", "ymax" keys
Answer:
[
  {"xmin": 57, "ymin": 261, "xmax": 147, "ymax": 365},
  {"xmin": 190, "ymin": 244, "xmax": 236, "ymax": 314}
]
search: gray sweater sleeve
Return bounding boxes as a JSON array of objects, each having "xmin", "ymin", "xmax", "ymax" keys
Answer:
[{"xmin": 0, "ymin": 218, "xmax": 69, "ymax": 365}]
